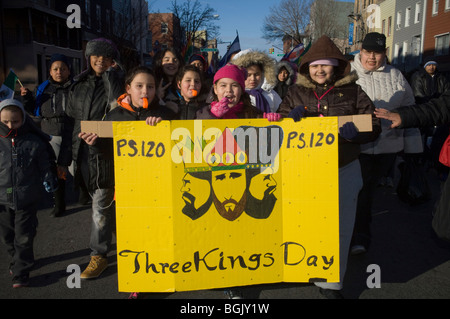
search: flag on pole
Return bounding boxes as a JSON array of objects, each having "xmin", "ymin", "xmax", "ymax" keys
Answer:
[
  {"xmin": 0, "ymin": 69, "xmax": 19, "ymax": 102},
  {"xmin": 284, "ymin": 41, "xmax": 311, "ymax": 67},
  {"xmin": 282, "ymin": 43, "xmax": 305, "ymax": 66},
  {"xmin": 182, "ymin": 36, "xmax": 194, "ymax": 63},
  {"xmin": 218, "ymin": 32, "xmax": 241, "ymax": 69},
  {"xmin": 207, "ymin": 58, "xmax": 215, "ymax": 76}
]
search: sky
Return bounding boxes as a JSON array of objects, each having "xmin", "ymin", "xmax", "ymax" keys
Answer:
[{"xmin": 149, "ymin": 0, "xmax": 284, "ymax": 59}]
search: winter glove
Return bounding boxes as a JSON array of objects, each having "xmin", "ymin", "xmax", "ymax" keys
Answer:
[
  {"xmin": 339, "ymin": 122, "xmax": 358, "ymax": 140},
  {"xmin": 263, "ymin": 112, "xmax": 281, "ymax": 122},
  {"xmin": 43, "ymin": 177, "xmax": 58, "ymax": 193},
  {"xmin": 211, "ymin": 97, "xmax": 231, "ymax": 118},
  {"xmin": 288, "ymin": 106, "xmax": 306, "ymax": 122}
]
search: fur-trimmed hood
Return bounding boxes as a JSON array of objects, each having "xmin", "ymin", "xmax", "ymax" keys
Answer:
[
  {"xmin": 276, "ymin": 60, "xmax": 298, "ymax": 85},
  {"xmin": 295, "ymin": 71, "xmax": 359, "ymax": 89},
  {"xmin": 231, "ymin": 49, "xmax": 278, "ymax": 87}
]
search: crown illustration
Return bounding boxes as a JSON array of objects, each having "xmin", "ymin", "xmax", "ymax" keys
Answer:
[
  {"xmin": 205, "ymin": 128, "xmax": 249, "ymax": 171},
  {"xmin": 179, "ymin": 134, "xmax": 211, "ymax": 173}
]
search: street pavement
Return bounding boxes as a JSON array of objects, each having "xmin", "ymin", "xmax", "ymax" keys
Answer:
[{"xmin": 1, "ymin": 161, "xmax": 450, "ymax": 301}]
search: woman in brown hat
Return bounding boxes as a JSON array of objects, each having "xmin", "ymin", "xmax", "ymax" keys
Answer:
[{"xmin": 278, "ymin": 35, "xmax": 381, "ymax": 298}]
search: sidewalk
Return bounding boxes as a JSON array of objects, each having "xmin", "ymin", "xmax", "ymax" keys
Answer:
[{"xmin": 1, "ymin": 167, "xmax": 450, "ymax": 299}]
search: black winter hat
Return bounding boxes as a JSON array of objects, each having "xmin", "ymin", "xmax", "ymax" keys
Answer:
[
  {"xmin": 362, "ymin": 32, "xmax": 386, "ymax": 52},
  {"xmin": 50, "ymin": 53, "xmax": 70, "ymax": 68}
]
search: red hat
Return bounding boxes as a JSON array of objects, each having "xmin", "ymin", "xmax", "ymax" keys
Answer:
[{"xmin": 214, "ymin": 64, "xmax": 247, "ymax": 91}]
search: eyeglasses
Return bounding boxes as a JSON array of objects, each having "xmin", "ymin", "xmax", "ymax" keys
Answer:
[{"xmin": 361, "ymin": 50, "xmax": 385, "ymax": 57}]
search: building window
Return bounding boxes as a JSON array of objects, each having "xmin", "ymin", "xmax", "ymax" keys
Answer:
[
  {"xmin": 435, "ymin": 33, "xmax": 450, "ymax": 56},
  {"xmin": 402, "ymin": 41, "xmax": 408, "ymax": 63},
  {"xmin": 388, "ymin": 16, "xmax": 392, "ymax": 36},
  {"xmin": 415, "ymin": 2, "xmax": 421, "ymax": 23},
  {"xmin": 396, "ymin": 11, "xmax": 402, "ymax": 29},
  {"xmin": 393, "ymin": 43, "xmax": 400, "ymax": 64},
  {"xmin": 432, "ymin": 0, "xmax": 439, "ymax": 15},
  {"xmin": 382, "ymin": 19, "xmax": 386, "ymax": 34},
  {"xmin": 405, "ymin": 7, "xmax": 411, "ymax": 27},
  {"xmin": 161, "ymin": 22, "xmax": 168, "ymax": 34},
  {"xmin": 445, "ymin": 0, "xmax": 450, "ymax": 10}
]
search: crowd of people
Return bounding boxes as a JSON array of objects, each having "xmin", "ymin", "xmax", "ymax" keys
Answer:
[{"xmin": 0, "ymin": 32, "xmax": 449, "ymax": 298}]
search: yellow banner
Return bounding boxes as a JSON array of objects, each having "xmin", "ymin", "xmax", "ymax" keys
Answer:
[{"xmin": 113, "ymin": 118, "xmax": 339, "ymax": 292}]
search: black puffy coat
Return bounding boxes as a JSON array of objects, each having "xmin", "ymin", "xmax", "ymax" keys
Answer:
[
  {"xmin": 0, "ymin": 117, "xmax": 56, "ymax": 210},
  {"xmin": 65, "ymin": 68, "xmax": 124, "ymax": 190},
  {"xmin": 22, "ymin": 78, "xmax": 73, "ymax": 166},
  {"xmin": 410, "ymin": 69, "xmax": 450, "ymax": 103}
]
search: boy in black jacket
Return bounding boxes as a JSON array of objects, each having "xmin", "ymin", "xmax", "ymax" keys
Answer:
[
  {"xmin": 65, "ymin": 38, "xmax": 124, "ymax": 279},
  {"xmin": 0, "ymin": 99, "xmax": 57, "ymax": 288}
]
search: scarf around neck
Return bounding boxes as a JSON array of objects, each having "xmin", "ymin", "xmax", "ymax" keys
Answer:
[
  {"xmin": 210, "ymin": 101, "xmax": 245, "ymax": 119},
  {"xmin": 248, "ymin": 88, "xmax": 270, "ymax": 113}
]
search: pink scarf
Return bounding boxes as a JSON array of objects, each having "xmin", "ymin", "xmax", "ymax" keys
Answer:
[{"xmin": 210, "ymin": 101, "xmax": 245, "ymax": 119}]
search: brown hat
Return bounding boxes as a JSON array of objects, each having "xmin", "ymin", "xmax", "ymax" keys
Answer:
[{"xmin": 299, "ymin": 35, "xmax": 350, "ymax": 76}]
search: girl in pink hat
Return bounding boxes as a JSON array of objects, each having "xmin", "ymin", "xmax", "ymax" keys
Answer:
[{"xmin": 197, "ymin": 64, "xmax": 280, "ymax": 121}]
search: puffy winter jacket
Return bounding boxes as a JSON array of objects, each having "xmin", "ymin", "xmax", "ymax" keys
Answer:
[
  {"xmin": 410, "ymin": 69, "xmax": 450, "ymax": 103},
  {"xmin": 22, "ymin": 78, "xmax": 73, "ymax": 166},
  {"xmin": 278, "ymin": 72, "xmax": 381, "ymax": 167},
  {"xmin": 351, "ymin": 53, "xmax": 423, "ymax": 154},
  {"xmin": 65, "ymin": 68, "xmax": 124, "ymax": 190},
  {"xmin": 0, "ymin": 116, "xmax": 56, "ymax": 210}
]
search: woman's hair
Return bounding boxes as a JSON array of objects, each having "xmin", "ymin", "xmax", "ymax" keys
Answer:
[
  {"xmin": 125, "ymin": 66, "xmax": 158, "ymax": 88},
  {"xmin": 153, "ymin": 48, "xmax": 184, "ymax": 96},
  {"xmin": 154, "ymin": 48, "xmax": 183, "ymax": 79}
]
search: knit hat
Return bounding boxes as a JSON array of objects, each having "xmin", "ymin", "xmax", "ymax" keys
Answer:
[
  {"xmin": 310, "ymin": 58, "xmax": 339, "ymax": 66},
  {"xmin": 189, "ymin": 54, "xmax": 206, "ymax": 65},
  {"xmin": 50, "ymin": 54, "xmax": 70, "ymax": 69},
  {"xmin": 85, "ymin": 38, "xmax": 120, "ymax": 60},
  {"xmin": 423, "ymin": 56, "xmax": 438, "ymax": 68},
  {"xmin": 362, "ymin": 32, "xmax": 386, "ymax": 52},
  {"xmin": 189, "ymin": 54, "xmax": 207, "ymax": 72},
  {"xmin": 0, "ymin": 98, "xmax": 26, "ymax": 120},
  {"xmin": 214, "ymin": 64, "xmax": 247, "ymax": 91}
]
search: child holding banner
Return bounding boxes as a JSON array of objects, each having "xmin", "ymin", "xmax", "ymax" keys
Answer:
[
  {"xmin": 79, "ymin": 65, "xmax": 175, "ymax": 298},
  {"xmin": 66, "ymin": 38, "xmax": 125, "ymax": 280},
  {"xmin": 197, "ymin": 63, "xmax": 280, "ymax": 299},
  {"xmin": 278, "ymin": 35, "xmax": 381, "ymax": 298}
]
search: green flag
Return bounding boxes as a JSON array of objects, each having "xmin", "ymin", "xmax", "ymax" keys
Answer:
[{"xmin": 0, "ymin": 69, "xmax": 18, "ymax": 101}]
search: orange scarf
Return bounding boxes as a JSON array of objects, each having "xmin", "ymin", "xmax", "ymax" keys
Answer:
[{"xmin": 116, "ymin": 93, "xmax": 149, "ymax": 112}]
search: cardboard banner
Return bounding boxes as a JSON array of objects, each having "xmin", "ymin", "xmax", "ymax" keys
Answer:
[{"xmin": 113, "ymin": 118, "xmax": 340, "ymax": 292}]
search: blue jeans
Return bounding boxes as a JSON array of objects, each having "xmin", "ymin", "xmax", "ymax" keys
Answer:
[{"xmin": 89, "ymin": 188, "xmax": 115, "ymax": 256}]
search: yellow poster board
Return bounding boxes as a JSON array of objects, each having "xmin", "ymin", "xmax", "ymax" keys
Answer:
[{"xmin": 113, "ymin": 118, "xmax": 339, "ymax": 292}]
